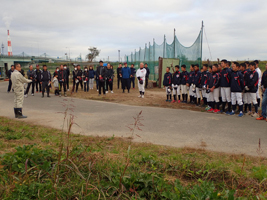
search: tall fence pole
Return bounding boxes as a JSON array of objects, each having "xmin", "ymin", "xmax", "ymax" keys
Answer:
[{"xmin": 163, "ymin": 35, "xmax": 166, "ymax": 58}]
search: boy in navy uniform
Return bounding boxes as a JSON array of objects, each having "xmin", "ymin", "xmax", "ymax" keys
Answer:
[
  {"xmin": 257, "ymin": 63, "xmax": 267, "ymax": 121},
  {"xmin": 193, "ymin": 64, "xmax": 202, "ymax": 106},
  {"xmin": 245, "ymin": 62, "xmax": 259, "ymax": 117},
  {"xmin": 130, "ymin": 64, "xmax": 136, "ymax": 89},
  {"xmin": 207, "ymin": 64, "xmax": 220, "ymax": 112},
  {"xmin": 220, "ymin": 59, "xmax": 232, "ymax": 114},
  {"xmin": 163, "ymin": 67, "xmax": 172, "ymax": 102},
  {"xmin": 229, "ymin": 62, "xmax": 244, "ymax": 117},
  {"xmin": 201, "ymin": 64, "xmax": 209, "ymax": 106},
  {"xmin": 181, "ymin": 65, "xmax": 188, "ymax": 103},
  {"xmin": 240, "ymin": 63, "xmax": 250, "ymax": 113},
  {"xmin": 171, "ymin": 65, "xmax": 181, "ymax": 103},
  {"xmin": 187, "ymin": 64, "xmax": 195, "ymax": 104}
]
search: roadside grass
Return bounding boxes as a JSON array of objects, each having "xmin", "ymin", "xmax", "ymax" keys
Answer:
[{"xmin": 0, "ymin": 116, "xmax": 267, "ymax": 199}]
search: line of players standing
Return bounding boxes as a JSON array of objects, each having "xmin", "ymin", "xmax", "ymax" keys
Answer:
[{"xmin": 163, "ymin": 59, "xmax": 267, "ymax": 118}]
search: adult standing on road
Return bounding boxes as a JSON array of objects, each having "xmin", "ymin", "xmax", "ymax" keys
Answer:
[
  {"xmin": 7, "ymin": 65, "xmax": 14, "ymax": 93},
  {"xmin": 35, "ymin": 64, "xmax": 42, "ymax": 93},
  {"xmin": 11, "ymin": 63, "xmax": 32, "ymax": 118},
  {"xmin": 96, "ymin": 60, "xmax": 107, "ymax": 96},
  {"xmin": 136, "ymin": 62, "xmax": 146, "ymax": 98},
  {"xmin": 121, "ymin": 62, "xmax": 131, "ymax": 93},
  {"xmin": 64, "ymin": 65, "xmax": 70, "ymax": 91},
  {"xmin": 144, "ymin": 63, "xmax": 150, "ymax": 89},
  {"xmin": 41, "ymin": 65, "xmax": 52, "ymax": 98},
  {"xmin": 88, "ymin": 65, "xmax": 95, "ymax": 90},
  {"xmin": 117, "ymin": 63, "xmax": 122, "ymax": 89},
  {"xmin": 58, "ymin": 65, "xmax": 67, "ymax": 97},
  {"xmin": 24, "ymin": 65, "xmax": 36, "ymax": 97}
]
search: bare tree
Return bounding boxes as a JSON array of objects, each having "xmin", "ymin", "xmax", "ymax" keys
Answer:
[{"xmin": 86, "ymin": 47, "xmax": 100, "ymax": 62}]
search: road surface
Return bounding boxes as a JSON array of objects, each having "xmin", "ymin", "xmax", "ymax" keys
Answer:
[{"xmin": 0, "ymin": 81, "xmax": 266, "ymax": 157}]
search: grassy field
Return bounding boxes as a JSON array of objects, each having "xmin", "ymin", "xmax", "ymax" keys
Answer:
[{"xmin": 0, "ymin": 115, "xmax": 267, "ymax": 199}]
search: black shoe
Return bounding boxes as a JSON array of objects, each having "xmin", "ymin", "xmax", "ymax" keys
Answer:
[
  {"xmin": 17, "ymin": 108, "xmax": 27, "ymax": 119},
  {"xmin": 14, "ymin": 108, "xmax": 18, "ymax": 118},
  {"xmin": 47, "ymin": 95, "xmax": 50, "ymax": 98}
]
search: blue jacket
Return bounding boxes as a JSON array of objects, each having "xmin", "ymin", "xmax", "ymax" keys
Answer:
[
  {"xmin": 163, "ymin": 72, "xmax": 172, "ymax": 87},
  {"xmin": 220, "ymin": 68, "xmax": 231, "ymax": 87},
  {"xmin": 201, "ymin": 71, "xmax": 209, "ymax": 87},
  {"xmin": 187, "ymin": 71, "xmax": 194, "ymax": 84},
  {"xmin": 130, "ymin": 68, "xmax": 136, "ymax": 77},
  {"xmin": 208, "ymin": 72, "xmax": 220, "ymax": 89},
  {"xmin": 89, "ymin": 69, "xmax": 95, "ymax": 78},
  {"xmin": 193, "ymin": 70, "xmax": 202, "ymax": 88},
  {"xmin": 230, "ymin": 71, "xmax": 244, "ymax": 92},
  {"xmin": 172, "ymin": 71, "xmax": 181, "ymax": 85},
  {"xmin": 246, "ymin": 70, "xmax": 259, "ymax": 93},
  {"xmin": 121, "ymin": 67, "xmax": 131, "ymax": 79},
  {"xmin": 181, "ymin": 71, "xmax": 188, "ymax": 85}
]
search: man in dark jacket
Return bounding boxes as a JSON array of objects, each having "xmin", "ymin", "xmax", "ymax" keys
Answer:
[
  {"xmin": 130, "ymin": 64, "xmax": 136, "ymax": 89},
  {"xmin": 106, "ymin": 64, "xmax": 114, "ymax": 93},
  {"xmin": 24, "ymin": 65, "xmax": 36, "ymax": 97},
  {"xmin": 41, "ymin": 65, "xmax": 51, "ymax": 98},
  {"xmin": 145, "ymin": 63, "xmax": 150, "ymax": 88},
  {"xmin": 121, "ymin": 62, "xmax": 131, "ymax": 93},
  {"xmin": 58, "ymin": 64, "xmax": 67, "ymax": 97},
  {"xmin": 64, "ymin": 65, "xmax": 70, "ymax": 91},
  {"xmin": 257, "ymin": 63, "xmax": 267, "ymax": 121},
  {"xmin": 35, "ymin": 64, "xmax": 42, "ymax": 93},
  {"xmin": 117, "ymin": 63, "xmax": 122, "ymax": 89},
  {"xmin": 7, "ymin": 65, "xmax": 14, "ymax": 93},
  {"xmin": 96, "ymin": 60, "xmax": 107, "ymax": 95},
  {"xmin": 201, "ymin": 64, "xmax": 209, "ymax": 106}
]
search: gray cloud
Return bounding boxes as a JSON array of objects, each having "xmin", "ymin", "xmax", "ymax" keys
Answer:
[{"xmin": 0, "ymin": 0, "xmax": 266, "ymax": 61}]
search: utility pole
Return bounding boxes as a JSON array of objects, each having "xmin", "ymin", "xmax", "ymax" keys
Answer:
[{"xmin": 118, "ymin": 50, "xmax": 120, "ymax": 63}]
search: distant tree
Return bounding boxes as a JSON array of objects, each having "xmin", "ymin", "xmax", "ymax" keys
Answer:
[{"xmin": 86, "ymin": 47, "xmax": 100, "ymax": 62}]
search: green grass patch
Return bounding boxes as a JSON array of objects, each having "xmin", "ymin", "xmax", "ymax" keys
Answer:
[{"xmin": 0, "ymin": 116, "xmax": 267, "ymax": 199}]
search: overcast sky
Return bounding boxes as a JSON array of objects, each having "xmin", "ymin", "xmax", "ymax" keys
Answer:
[{"xmin": 0, "ymin": 0, "xmax": 267, "ymax": 62}]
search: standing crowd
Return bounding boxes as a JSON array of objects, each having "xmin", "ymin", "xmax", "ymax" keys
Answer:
[{"xmin": 163, "ymin": 60, "xmax": 267, "ymax": 120}]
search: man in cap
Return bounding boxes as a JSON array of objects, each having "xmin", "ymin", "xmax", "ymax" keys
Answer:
[
  {"xmin": 96, "ymin": 60, "xmax": 107, "ymax": 95},
  {"xmin": 11, "ymin": 63, "xmax": 32, "ymax": 118}
]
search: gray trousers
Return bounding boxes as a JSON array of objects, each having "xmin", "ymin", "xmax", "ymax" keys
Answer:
[{"xmin": 89, "ymin": 78, "xmax": 94, "ymax": 89}]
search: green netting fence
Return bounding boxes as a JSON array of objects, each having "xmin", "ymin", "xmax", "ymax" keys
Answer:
[{"xmin": 125, "ymin": 27, "xmax": 203, "ymax": 81}]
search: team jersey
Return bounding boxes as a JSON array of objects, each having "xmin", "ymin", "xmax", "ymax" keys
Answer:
[
  {"xmin": 230, "ymin": 71, "xmax": 244, "ymax": 92},
  {"xmin": 172, "ymin": 71, "xmax": 181, "ymax": 85}
]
